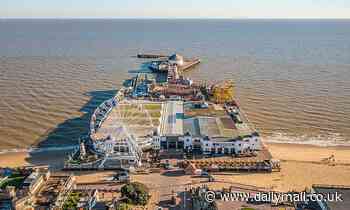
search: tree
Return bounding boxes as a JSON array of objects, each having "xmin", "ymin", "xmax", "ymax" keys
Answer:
[
  {"xmin": 121, "ymin": 182, "xmax": 150, "ymax": 206},
  {"xmin": 116, "ymin": 202, "xmax": 133, "ymax": 210},
  {"xmin": 62, "ymin": 192, "xmax": 81, "ymax": 210}
]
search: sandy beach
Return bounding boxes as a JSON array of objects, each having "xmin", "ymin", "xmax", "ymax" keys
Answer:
[
  {"xmin": 267, "ymin": 143, "xmax": 350, "ymax": 164},
  {"xmin": 0, "ymin": 152, "xmax": 29, "ymax": 168},
  {"xmin": 220, "ymin": 143, "xmax": 350, "ymax": 191},
  {"xmin": 1, "ymin": 143, "xmax": 350, "ymax": 192},
  {"xmin": 0, "ymin": 149, "xmax": 69, "ymax": 169}
]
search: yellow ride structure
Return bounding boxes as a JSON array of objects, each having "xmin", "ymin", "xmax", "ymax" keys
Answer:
[{"xmin": 211, "ymin": 80, "xmax": 235, "ymax": 104}]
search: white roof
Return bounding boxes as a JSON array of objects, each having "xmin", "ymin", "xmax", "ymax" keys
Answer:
[
  {"xmin": 169, "ymin": 53, "xmax": 184, "ymax": 61},
  {"xmin": 160, "ymin": 101, "xmax": 183, "ymax": 136}
]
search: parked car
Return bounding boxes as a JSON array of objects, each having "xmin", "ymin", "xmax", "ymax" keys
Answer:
[
  {"xmin": 200, "ymin": 171, "xmax": 210, "ymax": 177},
  {"xmin": 164, "ymin": 163, "xmax": 173, "ymax": 170},
  {"xmin": 115, "ymin": 171, "xmax": 130, "ymax": 182}
]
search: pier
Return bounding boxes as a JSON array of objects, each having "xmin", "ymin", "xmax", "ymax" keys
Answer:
[
  {"xmin": 137, "ymin": 53, "xmax": 201, "ymax": 73},
  {"xmin": 178, "ymin": 58, "xmax": 201, "ymax": 72},
  {"xmin": 137, "ymin": 53, "xmax": 168, "ymax": 59},
  {"xmin": 66, "ymin": 52, "xmax": 274, "ymax": 173}
]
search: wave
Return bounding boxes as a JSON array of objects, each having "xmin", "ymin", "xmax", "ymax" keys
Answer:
[
  {"xmin": 263, "ymin": 132, "xmax": 349, "ymax": 147},
  {"xmin": 0, "ymin": 145, "xmax": 78, "ymax": 155}
]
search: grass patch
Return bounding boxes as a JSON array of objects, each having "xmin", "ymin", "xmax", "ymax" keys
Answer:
[
  {"xmin": 150, "ymin": 112, "xmax": 161, "ymax": 118},
  {"xmin": 144, "ymin": 104, "xmax": 162, "ymax": 110},
  {"xmin": 116, "ymin": 202, "xmax": 135, "ymax": 210}
]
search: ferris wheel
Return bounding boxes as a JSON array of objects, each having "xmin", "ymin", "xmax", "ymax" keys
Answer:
[{"xmin": 96, "ymin": 99, "xmax": 156, "ymax": 143}]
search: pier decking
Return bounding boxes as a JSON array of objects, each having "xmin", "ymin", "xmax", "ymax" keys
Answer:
[
  {"xmin": 178, "ymin": 58, "xmax": 201, "ymax": 72},
  {"xmin": 137, "ymin": 53, "xmax": 168, "ymax": 59}
]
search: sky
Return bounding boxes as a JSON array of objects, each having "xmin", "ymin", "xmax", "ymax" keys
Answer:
[{"xmin": 1, "ymin": 0, "xmax": 350, "ymax": 19}]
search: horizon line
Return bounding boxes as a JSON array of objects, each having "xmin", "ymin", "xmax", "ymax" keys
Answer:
[{"xmin": 1, "ymin": 17, "xmax": 350, "ymax": 20}]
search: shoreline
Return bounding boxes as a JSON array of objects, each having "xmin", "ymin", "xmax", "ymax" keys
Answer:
[
  {"xmin": 1, "ymin": 140, "xmax": 350, "ymax": 192},
  {"xmin": 1, "ymin": 141, "xmax": 350, "ymax": 165},
  {"xmin": 0, "ymin": 145, "xmax": 77, "ymax": 155}
]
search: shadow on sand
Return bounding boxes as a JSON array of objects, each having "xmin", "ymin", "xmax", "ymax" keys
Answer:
[{"xmin": 25, "ymin": 89, "xmax": 117, "ymax": 168}]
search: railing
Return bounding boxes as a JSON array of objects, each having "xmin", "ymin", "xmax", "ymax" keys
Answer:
[{"xmin": 64, "ymin": 156, "xmax": 103, "ymax": 169}]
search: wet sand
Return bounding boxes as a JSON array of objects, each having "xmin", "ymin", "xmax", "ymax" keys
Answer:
[
  {"xmin": 0, "ymin": 152, "xmax": 29, "ymax": 167},
  {"xmin": 0, "ymin": 150, "xmax": 69, "ymax": 169}
]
